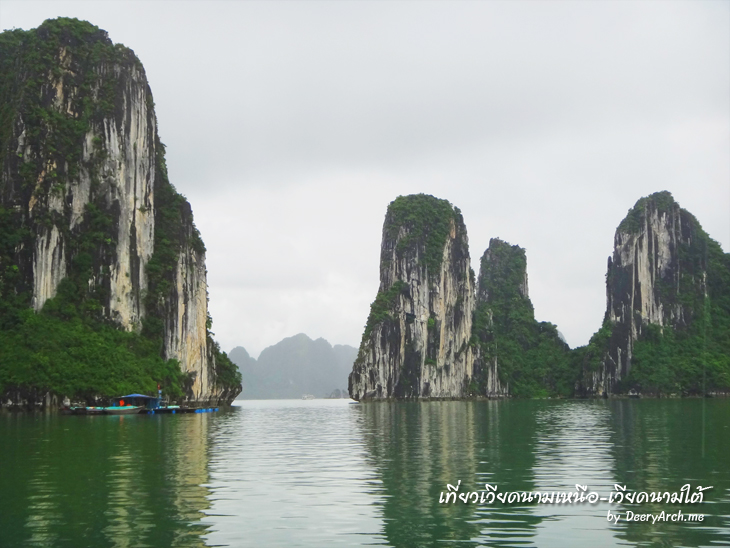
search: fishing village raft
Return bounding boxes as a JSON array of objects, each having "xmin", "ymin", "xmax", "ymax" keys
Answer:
[{"xmin": 61, "ymin": 394, "xmax": 220, "ymax": 415}]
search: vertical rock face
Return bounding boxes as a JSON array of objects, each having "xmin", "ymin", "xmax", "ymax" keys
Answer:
[
  {"xmin": 470, "ymin": 239, "xmax": 522, "ymax": 398},
  {"xmin": 478, "ymin": 240, "xmax": 529, "ymax": 303},
  {"xmin": 349, "ymin": 194, "xmax": 476, "ymax": 400},
  {"xmin": 0, "ymin": 19, "xmax": 238, "ymax": 403},
  {"xmin": 1, "ymin": 24, "xmax": 154, "ymax": 327},
  {"xmin": 348, "ymin": 190, "xmax": 726, "ymax": 400},
  {"xmin": 161, "ymin": 202, "xmax": 214, "ymax": 402},
  {"xmin": 583, "ymin": 191, "xmax": 712, "ymax": 395},
  {"xmin": 472, "ymin": 238, "xmax": 570, "ymax": 398},
  {"xmin": 469, "ymin": 305, "xmax": 504, "ymax": 397}
]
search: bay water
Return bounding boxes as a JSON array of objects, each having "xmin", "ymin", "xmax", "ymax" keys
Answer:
[{"xmin": 1, "ymin": 399, "xmax": 728, "ymax": 547}]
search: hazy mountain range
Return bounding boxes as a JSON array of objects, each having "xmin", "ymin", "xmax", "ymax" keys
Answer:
[{"xmin": 229, "ymin": 334, "xmax": 357, "ymax": 399}]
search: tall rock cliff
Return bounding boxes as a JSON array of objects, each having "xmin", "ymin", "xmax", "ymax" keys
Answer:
[
  {"xmin": 348, "ymin": 191, "xmax": 727, "ymax": 401},
  {"xmin": 349, "ymin": 194, "xmax": 476, "ymax": 400},
  {"xmin": 472, "ymin": 239, "xmax": 570, "ymax": 398},
  {"xmin": 0, "ymin": 18, "xmax": 240, "ymax": 405},
  {"xmin": 579, "ymin": 191, "xmax": 730, "ymax": 396}
]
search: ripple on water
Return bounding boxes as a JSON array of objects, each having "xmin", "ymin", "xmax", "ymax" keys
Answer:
[{"xmin": 2, "ymin": 399, "xmax": 729, "ymax": 547}]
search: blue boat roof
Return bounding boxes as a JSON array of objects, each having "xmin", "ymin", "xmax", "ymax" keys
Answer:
[{"xmin": 118, "ymin": 394, "xmax": 159, "ymax": 399}]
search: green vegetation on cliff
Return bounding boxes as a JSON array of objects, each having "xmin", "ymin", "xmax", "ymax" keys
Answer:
[
  {"xmin": 355, "ymin": 189, "xmax": 729, "ymax": 400},
  {"xmin": 0, "ymin": 18, "xmax": 136, "ymax": 187},
  {"xmin": 360, "ymin": 194, "xmax": 461, "ymax": 351},
  {"xmin": 362, "ymin": 280, "xmax": 408, "ymax": 341},
  {"xmin": 578, "ymin": 191, "xmax": 730, "ymax": 396},
  {"xmin": 624, "ymin": 230, "xmax": 730, "ymax": 395},
  {"xmin": 617, "ymin": 191, "xmax": 676, "ymax": 234},
  {"xmin": 0, "ymin": 18, "xmax": 121, "ymax": 325},
  {"xmin": 0, "ymin": 308, "xmax": 185, "ymax": 401},
  {"xmin": 472, "ymin": 239, "xmax": 575, "ymax": 397},
  {"xmin": 0, "ymin": 19, "xmax": 240, "ymax": 404},
  {"xmin": 384, "ymin": 194, "xmax": 459, "ymax": 274},
  {"xmin": 572, "ymin": 319, "xmax": 613, "ymax": 375}
]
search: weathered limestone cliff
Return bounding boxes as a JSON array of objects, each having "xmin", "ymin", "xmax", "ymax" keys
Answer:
[
  {"xmin": 348, "ymin": 191, "xmax": 726, "ymax": 400},
  {"xmin": 21, "ymin": 40, "xmax": 156, "ymax": 325},
  {"xmin": 349, "ymin": 194, "xmax": 476, "ymax": 400},
  {"xmin": 472, "ymin": 238, "xmax": 569, "ymax": 398},
  {"xmin": 470, "ymin": 239, "xmax": 518, "ymax": 398},
  {"xmin": 0, "ymin": 18, "xmax": 239, "ymax": 404},
  {"xmin": 580, "ymin": 191, "xmax": 719, "ymax": 396},
  {"xmin": 161, "ymin": 201, "xmax": 220, "ymax": 402}
]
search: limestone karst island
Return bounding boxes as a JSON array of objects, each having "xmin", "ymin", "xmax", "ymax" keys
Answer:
[
  {"xmin": 1, "ymin": 19, "xmax": 729, "ymax": 409},
  {"xmin": 349, "ymin": 192, "xmax": 730, "ymax": 400},
  {"xmin": 0, "ymin": 18, "xmax": 241, "ymax": 407}
]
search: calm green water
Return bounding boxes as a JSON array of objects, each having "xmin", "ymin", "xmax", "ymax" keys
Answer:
[{"xmin": 1, "ymin": 399, "xmax": 728, "ymax": 547}]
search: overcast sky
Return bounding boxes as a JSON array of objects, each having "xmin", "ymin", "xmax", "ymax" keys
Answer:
[{"xmin": 2, "ymin": 1, "xmax": 729, "ymax": 357}]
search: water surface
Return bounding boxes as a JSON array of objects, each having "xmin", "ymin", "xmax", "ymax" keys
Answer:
[{"xmin": 1, "ymin": 399, "xmax": 728, "ymax": 547}]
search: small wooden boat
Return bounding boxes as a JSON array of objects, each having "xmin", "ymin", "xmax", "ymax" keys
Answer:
[
  {"xmin": 61, "ymin": 406, "xmax": 106, "ymax": 415},
  {"xmin": 104, "ymin": 406, "xmax": 144, "ymax": 415},
  {"xmin": 86, "ymin": 407, "xmax": 107, "ymax": 415},
  {"xmin": 61, "ymin": 394, "xmax": 220, "ymax": 415},
  {"xmin": 111, "ymin": 394, "xmax": 164, "ymax": 412},
  {"xmin": 61, "ymin": 394, "xmax": 161, "ymax": 415}
]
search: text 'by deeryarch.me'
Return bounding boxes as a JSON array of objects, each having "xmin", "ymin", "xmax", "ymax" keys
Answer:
[{"xmin": 606, "ymin": 509, "xmax": 704, "ymax": 524}]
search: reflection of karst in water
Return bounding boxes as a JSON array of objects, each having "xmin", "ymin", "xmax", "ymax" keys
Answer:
[
  {"xmin": 529, "ymin": 403, "xmax": 617, "ymax": 547},
  {"xmin": 607, "ymin": 400, "xmax": 729, "ymax": 547},
  {"xmin": 24, "ymin": 459, "xmax": 62, "ymax": 546},
  {"xmin": 470, "ymin": 401, "xmax": 543, "ymax": 545},
  {"xmin": 103, "ymin": 416, "xmax": 213, "ymax": 548},
  {"xmin": 3, "ymin": 415, "xmax": 212, "ymax": 547},
  {"xmin": 360, "ymin": 402, "xmax": 480, "ymax": 545},
  {"xmin": 168, "ymin": 415, "xmax": 213, "ymax": 548},
  {"xmin": 104, "ymin": 444, "xmax": 155, "ymax": 547},
  {"xmin": 359, "ymin": 401, "xmax": 545, "ymax": 546}
]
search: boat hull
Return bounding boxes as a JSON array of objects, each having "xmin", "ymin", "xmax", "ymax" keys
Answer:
[
  {"xmin": 61, "ymin": 404, "xmax": 219, "ymax": 415},
  {"xmin": 60, "ymin": 406, "xmax": 143, "ymax": 415},
  {"xmin": 64, "ymin": 407, "xmax": 105, "ymax": 415},
  {"xmin": 104, "ymin": 406, "xmax": 144, "ymax": 415}
]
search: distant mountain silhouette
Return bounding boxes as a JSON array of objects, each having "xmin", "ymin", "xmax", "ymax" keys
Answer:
[{"xmin": 229, "ymin": 334, "xmax": 357, "ymax": 399}]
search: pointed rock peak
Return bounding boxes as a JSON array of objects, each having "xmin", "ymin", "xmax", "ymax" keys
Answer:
[
  {"xmin": 472, "ymin": 237, "xmax": 569, "ymax": 398},
  {"xmin": 229, "ymin": 346, "xmax": 252, "ymax": 360},
  {"xmin": 478, "ymin": 238, "xmax": 530, "ymax": 302}
]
